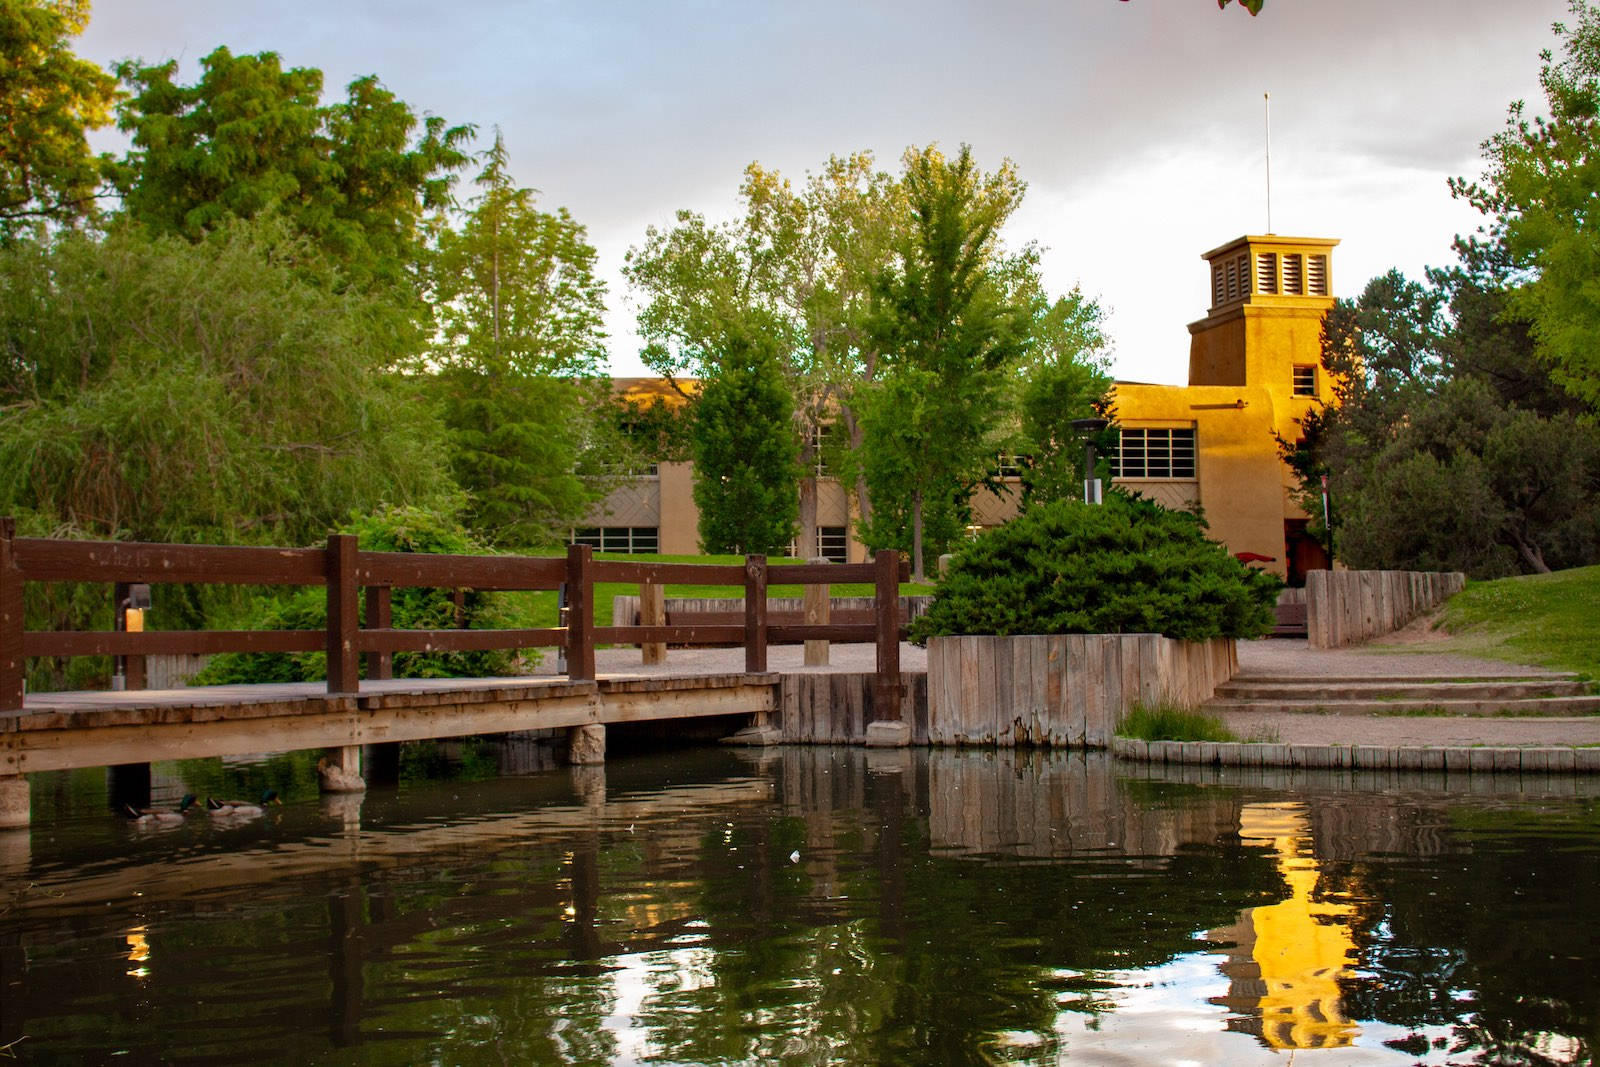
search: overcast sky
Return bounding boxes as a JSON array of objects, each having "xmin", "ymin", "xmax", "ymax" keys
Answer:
[{"xmin": 77, "ymin": 1, "xmax": 1569, "ymax": 384}]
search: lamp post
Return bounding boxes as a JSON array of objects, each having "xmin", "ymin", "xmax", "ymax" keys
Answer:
[{"xmin": 1071, "ymin": 417, "xmax": 1110, "ymax": 505}]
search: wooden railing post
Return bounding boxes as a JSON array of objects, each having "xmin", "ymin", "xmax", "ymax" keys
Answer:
[
  {"xmin": 639, "ymin": 580, "xmax": 666, "ymax": 665},
  {"xmin": 872, "ymin": 548, "xmax": 902, "ymax": 722},
  {"xmin": 744, "ymin": 554, "xmax": 768, "ymax": 673},
  {"xmin": 364, "ymin": 585, "xmax": 392, "ymax": 680},
  {"xmin": 113, "ymin": 581, "xmax": 147, "ymax": 691},
  {"xmin": 565, "ymin": 544, "xmax": 595, "ymax": 681},
  {"xmin": 0, "ymin": 518, "xmax": 23, "ymax": 712},
  {"xmin": 803, "ymin": 557, "xmax": 830, "ymax": 667},
  {"xmin": 326, "ymin": 534, "xmax": 360, "ymax": 695}
]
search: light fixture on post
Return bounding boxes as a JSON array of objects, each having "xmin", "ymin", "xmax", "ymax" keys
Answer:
[
  {"xmin": 1071, "ymin": 417, "xmax": 1110, "ymax": 505},
  {"xmin": 113, "ymin": 583, "xmax": 152, "ymax": 691}
]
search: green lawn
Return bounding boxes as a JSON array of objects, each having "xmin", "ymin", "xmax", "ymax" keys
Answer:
[
  {"xmin": 503, "ymin": 553, "xmax": 938, "ymax": 629},
  {"xmin": 1427, "ymin": 565, "xmax": 1600, "ymax": 681}
]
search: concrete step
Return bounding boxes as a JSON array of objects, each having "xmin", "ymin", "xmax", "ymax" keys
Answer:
[
  {"xmin": 1202, "ymin": 695, "xmax": 1600, "ymax": 717},
  {"xmin": 1215, "ymin": 679, "xmax": 1595, "ymax": 702}
]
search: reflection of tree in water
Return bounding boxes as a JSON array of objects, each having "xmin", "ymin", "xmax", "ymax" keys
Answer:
[{"xmin": 1324, "ymin": 799, "xmax": 1600, "ymax": 1066}]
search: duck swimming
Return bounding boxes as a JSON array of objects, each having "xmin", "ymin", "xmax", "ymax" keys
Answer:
[
  {"xmin": 125, "ymin": 794, "xmax": 196, "ymax": 826},
  {"xmin": 205, "ymin": 789, "xmax": 279, "ymax": 818}
]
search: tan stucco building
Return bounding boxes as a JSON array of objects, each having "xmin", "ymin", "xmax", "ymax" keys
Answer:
[{"xmin": 580, "ymin": 233, "xmax": 1337, "ymax": 583}]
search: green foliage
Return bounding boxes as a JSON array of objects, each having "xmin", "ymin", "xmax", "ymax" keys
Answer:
[
  {"xmin": 191, "ymin": 504, "xmax": 522, "ymax": 685},
  {"xmin": 0, "ymin": 0, "xmax": 117, "ymax": 236},
  {"xmin": 1117, "ymin": 703, "xmax": 1237, "ymax": 743},
  {"xmin": 691, "ymin": 337, "xmax": 799, "ymax": 554},
  {"xmin": 612, "ymin": 394, "xmax": 693, "ymax": 465},
  {"xmin": 909, "ymin": 493, "xmax": 1281, "ymax": 643},
  {"xmin": 1454, "ymin": 0, "xmax": 1600, "ymax": 412},
  {"xmin": 110, "ymin": 45, "xmax": 472, "ymax": 287},
  {"xmin": 0, "ymin": 216, "xmax": 450, "ymax": 546},
  {"xmin": 421, "ymin": 131, "xmax": 616, "ymax": 548},
  {"xmin": 1285, "ymin": 267, "xmax": 1599, "ymax": 577},
  {"xmin": 858, "ymin": 144, "xmax": 1028, "ymax": 577}
]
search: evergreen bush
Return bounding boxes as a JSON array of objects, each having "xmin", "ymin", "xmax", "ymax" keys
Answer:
[{"xmin": 908, "ymin": 493, "xmax": 1281, "ymax": 643}]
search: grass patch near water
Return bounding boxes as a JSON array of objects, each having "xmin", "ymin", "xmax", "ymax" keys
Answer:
[
  {"xmin": 1118, "ymin": 704, "xmax": 1238, "ymax": 743},
  {"xmin": 1426, "ymin": 565, "xmax": 1600, "ymax": 682}
]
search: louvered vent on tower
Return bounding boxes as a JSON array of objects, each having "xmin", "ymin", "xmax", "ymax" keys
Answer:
[
  {"xmin": 1307, "ymin": 254, "xmax": 1328, "ymax": 296},
  {"xmin": 1256, "ymin": 253, "xmax": 1278, "ymax": 294},
  {"xmin": 1282, "ymin": 253, "xmax": 1304, "ymax": 295}
]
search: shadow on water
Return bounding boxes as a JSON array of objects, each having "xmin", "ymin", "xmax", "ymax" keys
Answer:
[{"xmin": 3, "ymin": 744, "xmax": 1598, "ymax": 1064}]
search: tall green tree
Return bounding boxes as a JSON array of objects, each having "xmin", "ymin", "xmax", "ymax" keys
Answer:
[
  {"xmin": 1454, "ymin": 0, "xmax": 1600, "ymax": 412},
  {"xmin": 110, "ymin": 45, "xmax": 471, "ymax": 287},
  {"xmin": 690, "ymin": 336, "xmax": 800, "ymax": 555},
  {"xmin": 858, "ymin": 145, "xmax": 1028, "ymax": 579},
  {"xmin": 424, "ymin": 131, "xmax": 614, "ymax": 548},
  {"xmin": 0, "ymin": 0, "xmax": 117, "ymax": 237}
]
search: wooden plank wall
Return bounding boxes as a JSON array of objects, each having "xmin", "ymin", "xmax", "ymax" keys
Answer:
[
  {"xmin": 924, "ymin": 634, "xmax": 1237, "ymax": 748},
  {"xmin": 776, "ymin": 671, "xmax": 930, "ymax": 744},
  {"xmin": 1305, "ymin": 569, "xmax": 1467, "ymax": 650}
]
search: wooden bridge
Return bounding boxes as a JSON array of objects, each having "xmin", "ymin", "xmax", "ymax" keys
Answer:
[{"xmin": 0, "ymin": 519, "xmax": 912, "ymax": 827}]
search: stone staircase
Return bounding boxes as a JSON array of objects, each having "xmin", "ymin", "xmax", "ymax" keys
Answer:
[{"xmin": 1204, "ymin": 673, "xmax": 1600, "ymax": 717}]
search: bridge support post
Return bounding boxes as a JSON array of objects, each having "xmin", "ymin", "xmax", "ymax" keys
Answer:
[
  {"xmin": 0, "ymin": 775, "xmax": 28, "ymax": 830},
  {"xmin": 803, "ymin": 558, "xmax": 829, "ymax": 667},
  {"xmin": 865, "ymin": 549, "xmax": 909, "ymax": 747},
  {"xmin": 744, "ymin": 554, "xmax": 768, "ymax": 673},
  {"xmin": 1, "ymin": 517, "xmax": 23, "ymax": 713},
  {"xmin": 639, "ymin": 581, "xmax": 665, "ymax": 666},
  {"xmin": 565, "ymin": 545, "xmax": 595, "ymax": 681},
  {"xmin": 567, "ymin": 723, "xmax": 605, "ymax": 765},
  {"xmin": 318, "ymin": 746, "xmax": 366, "ymax": 793}
]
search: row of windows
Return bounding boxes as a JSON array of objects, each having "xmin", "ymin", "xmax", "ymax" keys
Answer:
[
  {"xmin": 571, "ymin": 527, "xmax": 658, "ymax": 553},
  {"xmin": 1111, "ymin": 428, "xmax": 1197, "ymax": 480}
]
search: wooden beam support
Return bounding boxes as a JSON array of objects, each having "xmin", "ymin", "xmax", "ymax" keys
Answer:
[
  {"xmin": 0, "ymin": 518, "xmax": 22, "ymax": 712},
  {"xmin": 744, "ymin": 554, "xmax": 767, "ymax": 673},
  {"xmin": 326, "ymin": 534, "xmax": 360, "ymax": 695},
  {"xmin": 565, "ymin": 544, "xmax": 595, "ymax": 681},
  {"xmin": 364, "ymin": 585, "xmax": 392, "ymax": 680},
  {"xmin": 874, "ymin": 549, "xmax": 902, "ymax": 720},
  {"xmin": 639, "ymin": 580, "xmax": 666, "ymax": 665}
]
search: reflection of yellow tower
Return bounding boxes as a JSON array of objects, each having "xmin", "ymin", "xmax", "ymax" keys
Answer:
[{"xmin": 1209, "ymin": 802, "xmax": 1358, "ymax": 1050}]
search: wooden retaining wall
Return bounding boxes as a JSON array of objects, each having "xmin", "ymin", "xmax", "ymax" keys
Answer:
[
  {"xmin": 1305, "ymin": 569, "xmax": 1466, "ymax": 649},
  {"xmin": 776, "ymin": 671, "xmax": 930, "ymax": 744},
  {"xmin": 925, "ymin": 634, "xmax": 1237, "ymax": 748}
]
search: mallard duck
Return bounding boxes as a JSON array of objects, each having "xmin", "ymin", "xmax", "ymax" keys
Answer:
[
  {"xmin": 125, "ymin": 794, "xmax": 196, "ymax": 825},
  {"xmin": 205, "ymin": 789, "xmax": 279, "ymax": 818}
]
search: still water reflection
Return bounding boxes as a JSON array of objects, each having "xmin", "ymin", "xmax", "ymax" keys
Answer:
[{"xmin": 3, "ymin": 745, "xmax": 1598, "ymax": 1065}]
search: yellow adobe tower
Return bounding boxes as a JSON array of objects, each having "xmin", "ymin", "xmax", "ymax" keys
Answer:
[{"xmin": 1110, "ymin": 234, "xmax": 1338, "ymax": 583}]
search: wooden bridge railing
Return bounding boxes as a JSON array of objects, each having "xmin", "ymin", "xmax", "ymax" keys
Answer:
[{"xmin": 0, "ymin": 519, "xmax": 909, "ymax": 716}]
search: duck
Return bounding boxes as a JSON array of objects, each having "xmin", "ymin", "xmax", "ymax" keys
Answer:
[
  {"xmin": 125, "ymin": 794, "xmax": 197, "ymax": 826},
  {"xmin": 205, "ymin": 789, "xmax": 279, "ymax": 818}
]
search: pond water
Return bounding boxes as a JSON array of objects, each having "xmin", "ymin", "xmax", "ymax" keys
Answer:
[{"xmin": 3, "ymin": 743, "xmax": 1598, "ymax": 1065}]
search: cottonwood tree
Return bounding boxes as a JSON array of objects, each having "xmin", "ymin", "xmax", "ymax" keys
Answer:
[
  {"xmin": 0, "ymin": 0, "xmax": 117, "ymax": 237},
  {"xmin": 625, "ymin": 152, "xmax": 903, "ymax": 557},
  {"xmin": 424, "ymin": 131, "xmax": 615, "ymax": 548}
]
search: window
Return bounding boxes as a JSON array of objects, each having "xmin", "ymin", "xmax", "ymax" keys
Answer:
[
  {"xmin": 1282, "ymin": 253, "xmax": 1304, "ymax": 295},
  {"xmin": 809, "ymin": 423, "xmax": 833, "ymax": 477},
  {"xmin": 818, "ymin": 526, "xmax": 848, "ymax": 564},
  {"xmin": 1307, "ymin": 254, "xmax": 1329, "ymax": 296},
  {"xmin": 993, "ymin": 453, "xmax": 1026, "ymax": 478},
  {"xmin": 1113, "ymin": 428, "xmax": 1196, "ymax": 479},
  {"xmin": 1255, "ymin": 252, "xmax": 1278, "ymax": 294},
  {"xmin": 571, "ymin": 527, "xmax": 659, "ymax": 553},
  {"xmin": 1292, "ymin": 364, "xmax": 1317, "ymax": 396}
]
